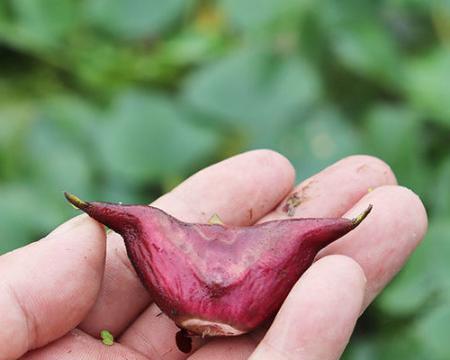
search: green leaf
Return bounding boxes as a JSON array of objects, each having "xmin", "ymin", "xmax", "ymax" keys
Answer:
[
  {"xmin": 24, "ymin": 97, "xmax": 97, "ymax": 194},
  {"xmin": 330, "ymin": 22, "xmax": 403, "ymax": 87},
  {"xmin": 386, "ymin": 0, "xmax": 430, "ymax": 8},
  {"xmin": 365, "ymin": 104, "xmax": 421, "ymax": 160},
  {"xmin": 276, "ymin": 106, "xmax": 361, "ymax": 179},
  {"xmin": 97, "ymin": 177, "xmax": 144, "ymax": 204},
  {"xmin": 315, "ymin": 0, "xmax": 404, "ymax": 88},
  {"xmin": 38, "ymin": 95, "xmax": 102, "ymax": 143},
  {"xmin": 26, "ymin": 123, "xmax": 93, "ymax": 193},
  {"xmin": 378, "ymin": 220, "xmax": 450, "ymax": 316},
  {"xmin": 432, "ymin": 158, "xmax": 450, "ymax": 217},
  {"xmin": 0, "ymin": 101, "xmax": 34, "ymax": 180},
  {"xmin": 69, "ymin": 41, "xmax": 137, "ymax": 91},
  {"xmin": 84, "ymin": 0, "xmax": 190, "ymax": 39},
  {"xmin": 343, "ymin": 338, "xmax": 379, "ymax": 360},
  {"xmin": 344, "ymin": 330, "xmax": 427, "ymax": 359},
  {"xmin": 364, "ymin": 104, "xmax": 427, "ymax": 194},
  {"xmin": 0, "ymin": 184, "xmax": 64, "ymax": 254},
  {"xmin": 97, "ymin": 89, "xmax": 220, "ymax": 183},
  {"xmin": 218, "ymin": 0, "xmax": 309, "ymax": 31},
  {"xmin": 157, "ymin": 28, "xmax": 228, "ymax": 66},
  {"xmin": 100, "ymin": 330, "xmax": 114, "ymax": 346},
  {"xmin": 4, "ymin": 0, "xmax": 79, "ymax": 49},
  {"xmin": 414, "ymin": 303, "xmax": 450, "ymax": 359},
  {"xmin": 183, "ymin": 45, "xmax": 321, "ymax": 128},
  {"xmin": 404, "ymin": 49, "xmax": 450, "ymax": 126},
  {"xmin": 0, "ymin": 96, "xmax": 102, "ymax": 248},
  {"xmin": 380, "ymin": 331, "xmax": 427, "ymax": 359}
]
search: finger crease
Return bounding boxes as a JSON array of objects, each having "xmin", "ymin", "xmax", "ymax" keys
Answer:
[
  {"xmin": 121, "ymin": 328, "xmax": 164, "ymax": 360},
  {"xmin": 260, "ymin": 340, "xmax": 299, "ymax": 360},
  {"xmin": 7, "ymin": 284, "xmax": 38, "ymax": 351}
]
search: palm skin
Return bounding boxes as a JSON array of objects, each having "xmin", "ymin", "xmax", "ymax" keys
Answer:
[{"xmin": 0, "ymin": 150, "xmax": 427, "ymax": 360}]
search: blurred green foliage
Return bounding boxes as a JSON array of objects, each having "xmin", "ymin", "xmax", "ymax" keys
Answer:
[{"xmin": 1, "ymin": 0, "xmax": 450, "ymax": 358}]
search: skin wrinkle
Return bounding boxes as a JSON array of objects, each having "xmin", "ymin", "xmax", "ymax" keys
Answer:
[
  {"xmin": 23, "ymin": 329, "xmax": 152, "ymax": 360},
  {"xmin": 124, "ymin": 327, "xmax": 164, "ymax": 360},
  {"xmin": 259, "ymin": 341, "xmax": 299, "ymax": 360},
  {"xmin": 6, "ymin": 283, "xmax": 33, "ymax": 355},
  {"xmin": 122, "ymin": 332, "xmax": 159, "ymax": 360}
]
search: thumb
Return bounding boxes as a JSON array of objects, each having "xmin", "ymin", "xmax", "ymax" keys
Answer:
[{"xmin": 0, "ymin": 215, "xmax": 106, "ymax": 359}]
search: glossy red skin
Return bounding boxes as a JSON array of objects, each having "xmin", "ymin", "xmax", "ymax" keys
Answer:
[{"xmin": 76, "ymin": 201, "xmax": 360, "ymax": 336}]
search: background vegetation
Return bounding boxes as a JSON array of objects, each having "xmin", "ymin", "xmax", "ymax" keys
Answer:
[{"xmin": 1, "ymin": 0, "xmax": 450, "ymax": 358}]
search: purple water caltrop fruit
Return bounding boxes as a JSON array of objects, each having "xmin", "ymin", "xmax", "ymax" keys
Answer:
[{"xmin": 64, "ymin": 193, "xmax": 371, "ymax": 351}]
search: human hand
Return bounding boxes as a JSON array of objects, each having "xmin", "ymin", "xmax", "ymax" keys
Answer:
[{"xmin": 0, "ymin": 150, "xmax": 427, "ymax": 360}]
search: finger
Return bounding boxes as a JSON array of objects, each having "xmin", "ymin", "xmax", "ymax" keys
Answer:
[
  {"xmin": 0, "ymin": 215, "xmax": 106, "ymax": 360},
  {"xmin": 80, "ymin": 150, "xmax": 296, "ymax": 339},
  {"xmin": 250, "ymin": 255, "xmax": 366, "ymax": 360},
  {"xmin": 188, "ymin": 336, "xmax": 256, "ymax": 360},
  {"xmin": 22, "ymin": 329, "xmax": 148, "ymax": 360},
  {"xmin": 154, "ymin": 149, "xmax": 296, "ymax": 225},
  {"xmin": 261, "ymin": 154, "xmax": 397, "ymax": 221},
  {"xmin": 318, "ymin": 185, "xmax": 428, "ymax": 307}
]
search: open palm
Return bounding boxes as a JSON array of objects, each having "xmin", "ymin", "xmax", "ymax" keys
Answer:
[{"xmin": 0, "ymin": 150, "xmax": 427, "ymax": 360}]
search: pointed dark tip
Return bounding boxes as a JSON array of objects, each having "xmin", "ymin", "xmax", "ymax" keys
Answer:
[
  {"xmin": 64, "ymin": 192, "xmax": 89, "ymax": 210},
  {"xmin": 351, "ymin": 204, "xmax": 373, "ymax": 227}
]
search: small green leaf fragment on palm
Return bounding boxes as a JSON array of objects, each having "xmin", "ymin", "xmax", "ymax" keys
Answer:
[{"xmin": 100, "ymin": 330, "xmax": 114, "ymax": 346}]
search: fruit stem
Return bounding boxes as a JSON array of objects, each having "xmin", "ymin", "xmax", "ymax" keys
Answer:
[
  {"xmin": 351, "ymin": 204, "xmax": 373, "ymax": 227},
  {"xmin": 64, "ymin": 192, "xmax": 89, "ymax": 210}
]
